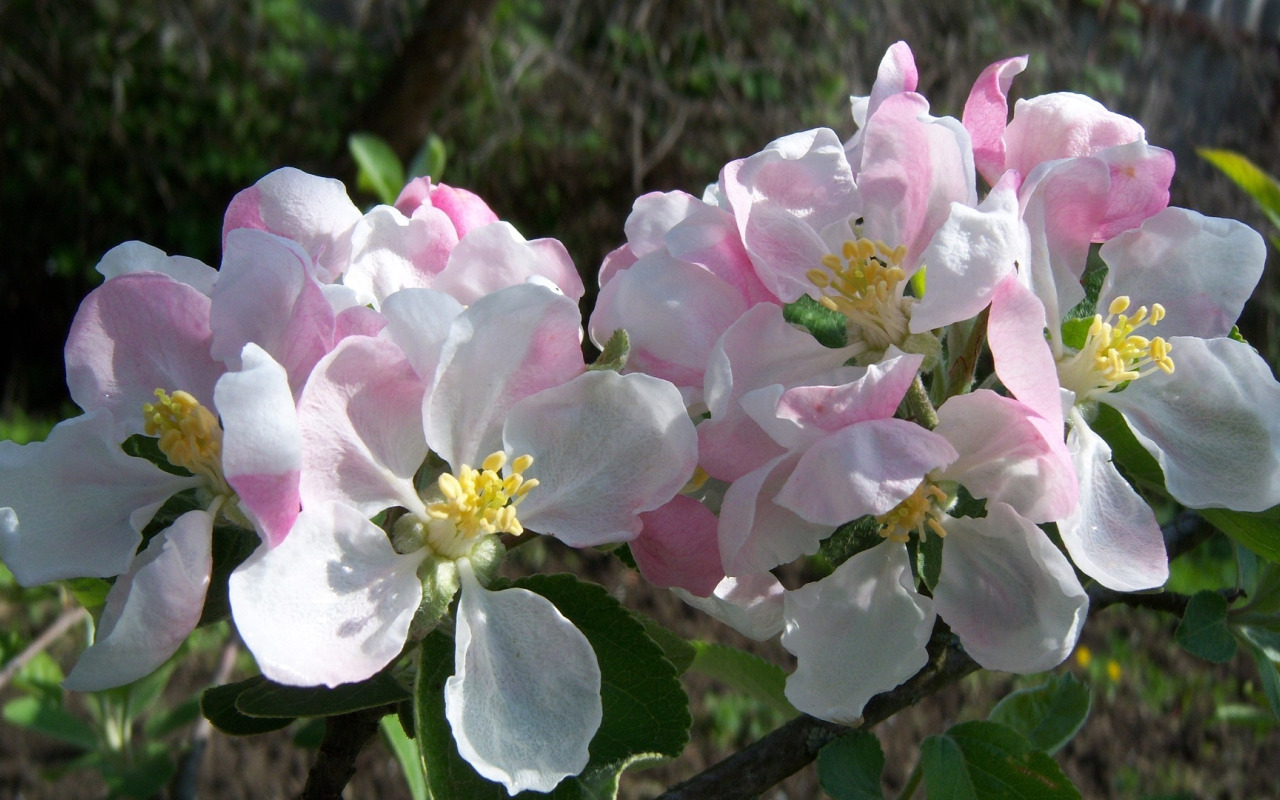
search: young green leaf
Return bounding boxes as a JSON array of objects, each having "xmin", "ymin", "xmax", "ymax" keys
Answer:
[
  {"xmin": 1199, "ymin": 149, "xmax": 1280, "ymax": 231},
  {"xmin": 1200, "ymin": 505, "xmax": 1280, "ymax": 565},
  {"xmin": 1242, "ymin": 640, "xmax": 1280, "ymax": 722},
  {"xmin": 988, "ymin": 673, "xmax": 1091, "ymax": 754},
  {"xmin": 381, "ymin": 713, "xmax": 429, "ymax": 800},
  {"xmin": 921, "ymin": 720, "xmax": 1080, "ymax": 800},
  {"xmin": 689, "ymin": 640, "xmax": 798, "ymax": 718},
  {"xmin": 2, "ymin": 695, "xmax": 98, "ymax": 750},
  {"xmin": 200, "ymin": 678, "xmax": 294, "ymax": 736},
  {"xmin": 817, "ymin": 729, "xmax": 885, "ymax": 800},
  {"xmin": 1176, "ymin": 590, "xmax": 1238, "ymax": 663},
  {"xmin": 350, "ymin": 132, "xmax": 407, "ymax": 206},
  {"xmin": 233, "ymin": 671, "xmax": 410, "ymax": 718}
]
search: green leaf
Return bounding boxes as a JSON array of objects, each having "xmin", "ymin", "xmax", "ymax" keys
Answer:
[
  {"xmin": 920, "ymin": 733, "xmax": 977, "ymax": 800},
  {"xmin": 921, "ymin": 721, "xmax": 1080, "ymax": 799},
  {"xmin": 817, "ymin": 729, "xmax": 885, "ymax": 800},
  {"xmin": 987, "ymin": 674, "xmax": 1091, "ymax": 754},
  {"xmin": 588, "ymin": 328, "xmax": 630, "ymax": 372},
  {"xmin": 414, "ymin": 574, "xmax": 693, "ymax": 799},
  {"xmin": 407, "ymin": 133, "xmax": 448, "ymax": 182},
  {"xmin": 914, "ymin": 529, "xmax": 944, "ymax": 592},
  {"xmin": 102, "ymin": 742, "xmax": 174, "ymax": 800},
  {"xmin": 2, "ymin": 696, "xmax": 98, "ymax": 750},
  {"xmin": 200, "ymin": 678, "xmax": 294, "ymax": 735},
  {"xmin": 631, "ymin": 611, "xmax": 696, "ymax": 675},
  {"xmin": 350, "ymin": 132, "xmax": 406, "ymax": 205},
  {"xmin": 1200, "ymin": 505, "xmax": 1280, "ymax": 565},
  {"xmin": 1060, "ymin": 317, "xmax": 1093, "ymax": 352},
  {"xmin": 415, "ymin": 630, "xmax": 509, "ymax": 800},
  {"xmin": 65, "ymin": 577, "xmax": 112, "ymax": 609},
  {"xmin": 784, "ymin": 295, "xmax": 847, "ymax": 348},
  {"xmin": 381, "ymin": 713, "xmax": 429, "ymax": 800},
  {"xmin": 1242, "ymin": 640, "xmax": 1280, "ymax": 722},
  {"xmin": 199, "ymin": 525, "xmax": 262, "ymax": 625},
  {"xmin": 1087, "ymin": 403, "xmax": 1165, "ymax": 490},
  {"xmin": 1199, "ymin": 148, "xmax": 1280, "ymax": 231},
  {"xmin": 234, "ymin": 671, "xmax": 410, "ymax": 718},
  {"xmin": 144, "ymin": 696, "xmax": 202, "ymax": 739},
  {"xmin": 1176, "ymin": 590, "xmax": 1238, "ymax": 663},
  {"xmin": 689, "ymin": 640, "xmax": 797, "ymax": 718}
]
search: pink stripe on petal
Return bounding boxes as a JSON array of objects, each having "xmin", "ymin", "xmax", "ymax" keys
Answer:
[{"xmin": 230, "ymin": 470, "xmax": 301, "ymax": 548}]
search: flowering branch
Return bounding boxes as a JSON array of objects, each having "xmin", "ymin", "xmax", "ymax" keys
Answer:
[
  {"xmin": 658, "ymin": 510, "xmax": 1218, "ymax": 800},
  {"xmin": 299, "ymin": 704, "xmax": 397, "ymax": 800}
]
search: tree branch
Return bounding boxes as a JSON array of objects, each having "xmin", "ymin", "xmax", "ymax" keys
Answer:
[
  {"xmin": 658, "ymin": 509, "xmax": 1221, "ymax": 799},
  {"xmin": 298, "ymin": 704, "xmax": 395, "ymax": 800}
]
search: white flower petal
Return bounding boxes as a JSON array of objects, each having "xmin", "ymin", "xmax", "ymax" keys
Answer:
[
  {"xmin": 1106, "ymin": 336, "xmax": 1280, "ymax": 511},
  {"xmin": 782, "ymin": 543, "xmax": 935, "ymax": 723},
  {"xmin": 63, "ymin": 509, "xmax": 213, "ymax": 691},
  {"xmin": 0, "ymin": 411, "xmax": 199, "ymax": 585},
  {"xmin": 505, "ymin": 371, "xmax": 697, "ymax": 547},
  {"xmin": 229, "ymin": 502, "xmax": 423, "ymax": 687},
  {"xmin": 446, "ymin": 562, "xmax": 601, "ymax": 795},
  {"xmin": 1057, "ymin": 411, "xmax": 1167, "ymax": 592},
  {"xmin": 674, "ymin": 573, "xmax": 786, "ymax": 641},
  {"xmin": 935, "ymin": 503, "xmax": 1087, "ymax": 673}
]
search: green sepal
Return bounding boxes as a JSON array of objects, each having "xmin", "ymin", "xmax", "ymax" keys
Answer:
[
  {"xmin": 64, "ymin": 577, "xmax": 112, "ymax": 610},
  {"xmin": 589, "ymin": 328, "xmax": 630, "ymax": 372},
  {"xmin": 899, "ymin": 330, "xmax": 942, "ymax": 373},
  {"xmin": 987, "ymin": 673, "xmax": 1091, "ymax": 754},
  {"xmin": 817, "ymin": 729, "xmax": 885, "ymax": 800},
  {"xmin": 121, "ymin": 433, "xmax": 191, "ymax": 477},
  {"xmin": 820, "ymin": 516, "xmax": 883, "ymax": 569},
  {"xmin": 1176, "ymin": 590, "xmax": 1238, "ymax": 663},
  {"xmin": 920, "ymin": 720, "xmax": 1080, "ymax": 800},
  {"xmin": 913, "ymin": 530, "xmax": 944, "ymax": 592},
  {"xmin": 784, "ymin": 294, "xmax": 847, "ymax": 348},
  {"xmin": 1060, "ymin": 316, "xmax": 1093, "ymax": 352}
]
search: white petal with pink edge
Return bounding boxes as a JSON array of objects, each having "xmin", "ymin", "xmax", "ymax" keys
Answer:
[
  {"xmin": 934, "ymin": 503, "xmax": 1087, "ymax": 673},
  {"xmin": 216, "ymin": 344, "xmax": 302, "ymax": 548}
]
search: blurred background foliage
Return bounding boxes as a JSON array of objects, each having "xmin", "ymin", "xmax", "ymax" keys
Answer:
[{"xmin": 3, "ymin": 0, "xmax": 1279, "ymax": 432}]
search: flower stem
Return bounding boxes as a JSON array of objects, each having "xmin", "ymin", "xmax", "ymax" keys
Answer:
[
  {"xmin": 896, "ymin": 760, "xmax": 924, "ymax": 799},
  {"xmin": 904, "ymin": 374, "xmax": 939, "ymax": 430}
]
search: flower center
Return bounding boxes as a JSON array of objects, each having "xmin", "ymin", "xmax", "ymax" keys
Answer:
[
  {"xmin": 806, "ymin": 237, "xmax": 913, "ymax": 351},
  {"xmin": 875, "ymin": 480, "xmax": 949, "ymax": 543},
  {"xmin": 143, "ymin": 389, "xmax": 230, "ymax": 494},
  {"xmin": 410, "ymin": 451, "xmax": 538, "ymax": 559},
  {"xmin": 1056, "ymin": 296, "xmax": 1174, "ymax": 403}
]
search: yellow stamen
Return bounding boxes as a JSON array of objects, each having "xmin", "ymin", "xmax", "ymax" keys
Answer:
[
  {"xmin": 425, "ymin": 451, "xmax": 537, "ymax": 545},
  {"xmin": 142, "ymin": 389, "xmax": 228, "ymax": 491},
  {"xmin": 806, "ymin": 237, "xmax": 913, "ymax": 350},
  {"xmin": 1057, "ymin": 295, "xmax": 1174, "ymax": 402},
  {"xmin": 875, "ymin": 480, "xmax": 949, "ymax": 543}
]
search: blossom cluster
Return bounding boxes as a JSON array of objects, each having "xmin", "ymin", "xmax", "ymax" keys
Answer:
[
  {"xmin": 591, "ymin": 41, "xmax": 1280, "ymax": 722},
  {"xmin": 0, "ymin": 171, "xmax": 697, "ymax": 793},
  {"xmin": 2, "ymin": 39, "xmax": 1279, "ymax": 794}
]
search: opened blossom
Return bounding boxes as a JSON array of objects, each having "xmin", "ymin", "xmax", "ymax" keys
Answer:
[
  {"xmin": 780, "ymin": 387, "xmax": 1084, "ymax": 723},
  {"xmin": 229, "ymin": 281, "xmax": 697, "ymax": 794},
  {"xmin": 0, "ymin": 226, "xmax": 344, "ymax": 688}
]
